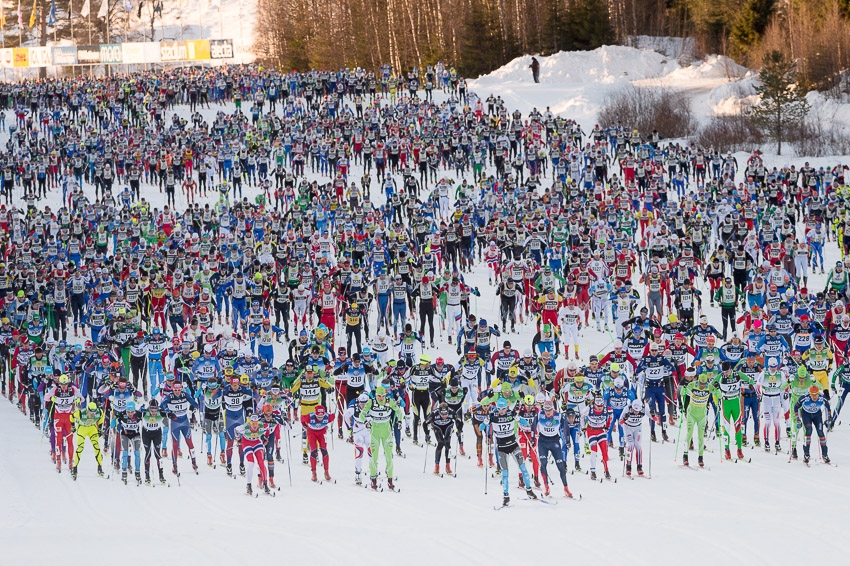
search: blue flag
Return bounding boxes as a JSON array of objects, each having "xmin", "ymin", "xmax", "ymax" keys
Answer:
[{"xmin": 47, "ymin": 0, "xmax": 56, "ymax": 25}]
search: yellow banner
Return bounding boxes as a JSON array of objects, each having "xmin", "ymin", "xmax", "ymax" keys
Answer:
[
  {"xmin": 185, "ymin": 40, "xmax": 210, "ymax": 61},
  {"xmin": 13, "ymin": 47, "xmax": 29, "ymax": 67}
]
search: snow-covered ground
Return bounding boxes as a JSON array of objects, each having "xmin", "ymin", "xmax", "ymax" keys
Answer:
[{"xmin": 1, "ymin": 47, "xmax": 850, "ymax": 565}]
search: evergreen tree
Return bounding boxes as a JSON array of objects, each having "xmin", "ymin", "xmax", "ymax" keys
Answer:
[
  {"xmin": 566, "ymin": 0, "xmax": 616, "ymax": 51},
  {"xmin": 729, "ymin": 0, "xmax": 775, "ymax": 57},
  {"xmin": 749, "ymin": 50, "xmax": 810, "ymax": 155}
]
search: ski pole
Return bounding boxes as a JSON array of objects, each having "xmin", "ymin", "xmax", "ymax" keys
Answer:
[
  {"xmin": 648, "ymin": 422, "xmax": 652, "ymax": 478},
  {"xmin": 422, "ymin": 441, "xmax": 429, "ymax": 473},
  {"xmin": 284, "ymin": 424, "xmax": 292, "ymax": 487},
  {"xmin": 674, "ymin": 409, "xmax": 685, "ymax": 462},
  {"xmin": 484, "ymin": 426, "xmax": 489, "ymax": 495}
]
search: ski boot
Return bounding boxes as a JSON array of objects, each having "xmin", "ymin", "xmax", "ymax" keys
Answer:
[
  {"xmin": 387, "ymin": 478, "xmax": 396, "ymax": 491},
  {"xmin": 324, "ymin": 470, "xmax": 332, "ymax": 481},
  {"xmin": 477, "ymin": 455, "xmax": 484, "ymax": 468},
  {"xmin": 753, "ymin": 436, "xmax": 760, "ymax": 447},
  {"xmin": 162, "ymin": 447, "xmax": 168, "ymax": 458},
  {"xmin": 544, "ymin": 483, "xmax": 550, "ymax": 496},
  {"xmin": 590, "ymin": 471, "xmax": 597, "ymax": 481},
  {"xmin": 276, "ymin": 448, "xmax": 282, "ymax": 461},
  {"xmin": 775, "ymin": 442, "xmax": 781, "ymax": 454},
  {"xmin": 459, "ymin": 444, "xmax": 465, "ymax": 456},
  {"xmin": 604, "ymin": 470, "xmax": 611, "ymax": 480},
  {"xmin": 682, "ymin": 453, "xmax": 689, "ymax": 466},
  {"xmin": 302, "ymin": 452, "xmax": 308, "ymax": 464},
  {"xmin": 97, "ymin": 465, "xmax": 104, "ymax": 477},
  {"xmin": 823, "ymin": 455, "xmax": 831, "ymax": 464},
  {"xmin": 651, "ymin": 431, "xmax": 657, "ymax": 442},
  {"xmin": 144, "ymin": 472, "xmax": 151, "ymax": 484},
  {"xmin": 698, "ymin": 456, "xmax": 704, "ymax": 468},
  {"xmin": 518, "ymin": 473, "xmax": 525, "ymax": 488},
  {"xmin": 446, "ymin": 461, "xmax": 452, "ymax": 475},
  {"xmin": 637, "ymin": 465, "xmax": 644, "ymax": 477},
  {"xmin": 574, "ymin": 460, "xmax": 582, "ymax": 473},
  {"xmin": 525, "ymin": 488, "xmax": 537, "ymax": 500},
  {"xmin": 239, "ymin": 463, "xmax": 246, "ymax": 476},
  {"xmin": 172, "ymin": 465, "xmax": 178, "ymax": 475},
  {"xmin": 564, "ymin": 486, "xmax": 573, "ymax": 498},
  {"xmin": 791, "ymin": 447, "xmax": 798, "ymax": 460},
  {"xmin": 736, "ymin": 448, "xmax": 745, "ymax": 460},
  {"xmin": 207, "ymin": 453, "xmax": 213, "ymax": 466},
  {"xmin": 619, "ymin": 446, "xmax": 624, "ymax": 460},
  {"xmin": 626, "ymin": 464, "xmax": 632, "ymax": 477},
  {"xmin": 122, "ymin": 471, "xmax": 128, "ymax": 484},
  {"xmin": 533, "ymin": 475, "xmax": 540, "ymax": 488},
  {"xmin": 135, "ymin": 471, "xmax": 141, "ymax": 484},
  {"xmin": 269, "ymin": 477, "xmax": 276, "ymax": 489},
  {"xmin": 220, "ymin": 452, "xmax": 226, "ymax": 464},
  {"xmin": 584, "ymin": 443, "xmax": 590, "ymax": 455},
  {"xmin": 337, "ymin": 429, "xmax": 343, "ymax": 440},
  {"xmin": 311, "ymin": 469, "xmax": 318, "ymax": 482},
  {"xmin": 662, "ymin": 430, "xmax": 670, "ymax": 442},
  {"xmin": 371, "ymin": 477, "xmax": 378, "ymax": 490},
  {"xmin": 412, "ymin": 439, "xmax": 420, "ymax": 447},
  {"xmin": 488, "ymin": 454, "xmax": 495, "ymax": 468},
  {"xmin": 503, "ymin": 494, "xmax": 510, "ymax": 506},
  {"xmin": 724, "ymin": 449, "xmax": 732, "ymax": 460},
  {"xmin": 742, "ymin": 436, "xmax": 748, "ymax": 447},
  {"xmin": 226, "ymin": 463, "xmax": 233, "ymax": 476},
  {"xmin": 405, "ymin": 426, "xmax": 411, "ymax": 438},
  {"xmin": 804, "ymin": 454, "xmax": 810, "ymax": 464},
  {"xmin": 395, "ymin": 447, "xmax": 404, "ymax": 457},
  {"xmin": 71, "ymin": 466, "xmax": 78, "ymax": 480},
  {"xmin": 246, "ymin": 483, "xmax": 253, "ymax": 496}
]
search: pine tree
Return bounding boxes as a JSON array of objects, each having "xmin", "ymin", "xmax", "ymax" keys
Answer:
[{"xmin": 749, "ymin": 50, "xmax": 810, "ymax": 155}]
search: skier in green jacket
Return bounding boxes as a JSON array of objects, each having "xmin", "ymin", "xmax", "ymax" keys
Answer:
[
  {"xmin": 681, "ymin": 367, "xmax": 711, "ymax": 467},
  {"xmin": 786, "ymin": 366, "xmax": 816, "ymax": 459},
  {"xmin": 711, "ymin": 360, "xmax": 755, "ymax": 460},
  {"xmin": 360, "ymin": 385, "xmax": 403, "ymax": 490}
]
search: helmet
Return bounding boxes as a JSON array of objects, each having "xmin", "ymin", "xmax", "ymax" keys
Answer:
[
  {"xmin": 375, "ymin": 386, "xmax": 387, "ymax": 396},
  {"xmin": 419, "ymin": 354, "xmax": 431, "ymax": 364},
  {"xmin": 523, "ymin": 395, "xmax": 535, "ymax": 406},
  {"xmin": 357, "ymin": 393, "xmax": 369, "ymax": 404},
  {"xmin": 240, "ymin": 374, "xmax": 251, "ymax": 385},
  {"xmin": 613, "ymin": 376, "xmax": 625, "ymax": 388},
  {"xmin": 435, "ymin": 357, "xmax": 444, "ymax": 365},
  {"xmin": 542, "ymin": 400, "xmax": 554, "ymax": 411},
  {"xmin": 126, "ymin": 401, "xmax": 137, "ymax": 412},
  {"xmin": 574, "ymin": 373, "xmax": 585, "ymax": 383},
  {"xmin": 58, "ymin": 374, "xmax": 71, "ymax": 385},
  {"xmin": 479, "ymin": 319, "xmax": 487, "ymax": 327},
  {"xmin": 631, "ymin": 400, "xmax": 643, "ymax": 412},
  {"xmin": 87, "ymin": 402, "xmax": 98, "ymax": 412},
  {"xmin": 797, "ymin": 366, "xmax": 807, "ymax": 378},
  {"xmin": 593, "ymin": 395, "xmax": 604, "ymax": 406},
  {"xmin": 314, "ymin": 405, "xmax": 326, "ymax": 417},
  {"xmin": 610, "ymin": 362, "xmax": 620, "ymax": 373},
  {"xmin": 809, "ymin": 385, "xmax": 820, "ymax": 396},
  {"xmin": 508, "ymin": 366, "xmax": 519, "ymax": 378},
  {"xmin": 262, "ymin": 404, "xmax": 274, "ymax": 415},
  {"xmin": 496, "ymin": 398, "xmax": 509, "ymax": 410}
]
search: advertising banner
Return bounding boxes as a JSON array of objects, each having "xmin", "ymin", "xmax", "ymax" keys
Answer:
[
  {"xmin": 99, "ymin": 43, "xmax": 123, "ymax": 64},
  {"xmin": 209, "ymin": 39, "xmax": 234, "ymax": 59},
  {"xmin": 52, "ymin": 46, "xmax": 79, "ymax": 66},
  {"xmin": 77, "ymin": 45, "xmax": 102, "ymax": 64}
]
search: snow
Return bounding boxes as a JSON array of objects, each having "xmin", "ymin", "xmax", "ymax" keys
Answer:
[{"xmin": 1, "ymin": 49, "xmax": 850, "ymax": 565}]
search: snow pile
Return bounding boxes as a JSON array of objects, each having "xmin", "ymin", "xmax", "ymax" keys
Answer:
[{"xmin": 473, "ymin": 46, "xmax": 677, "ymax": 87}]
